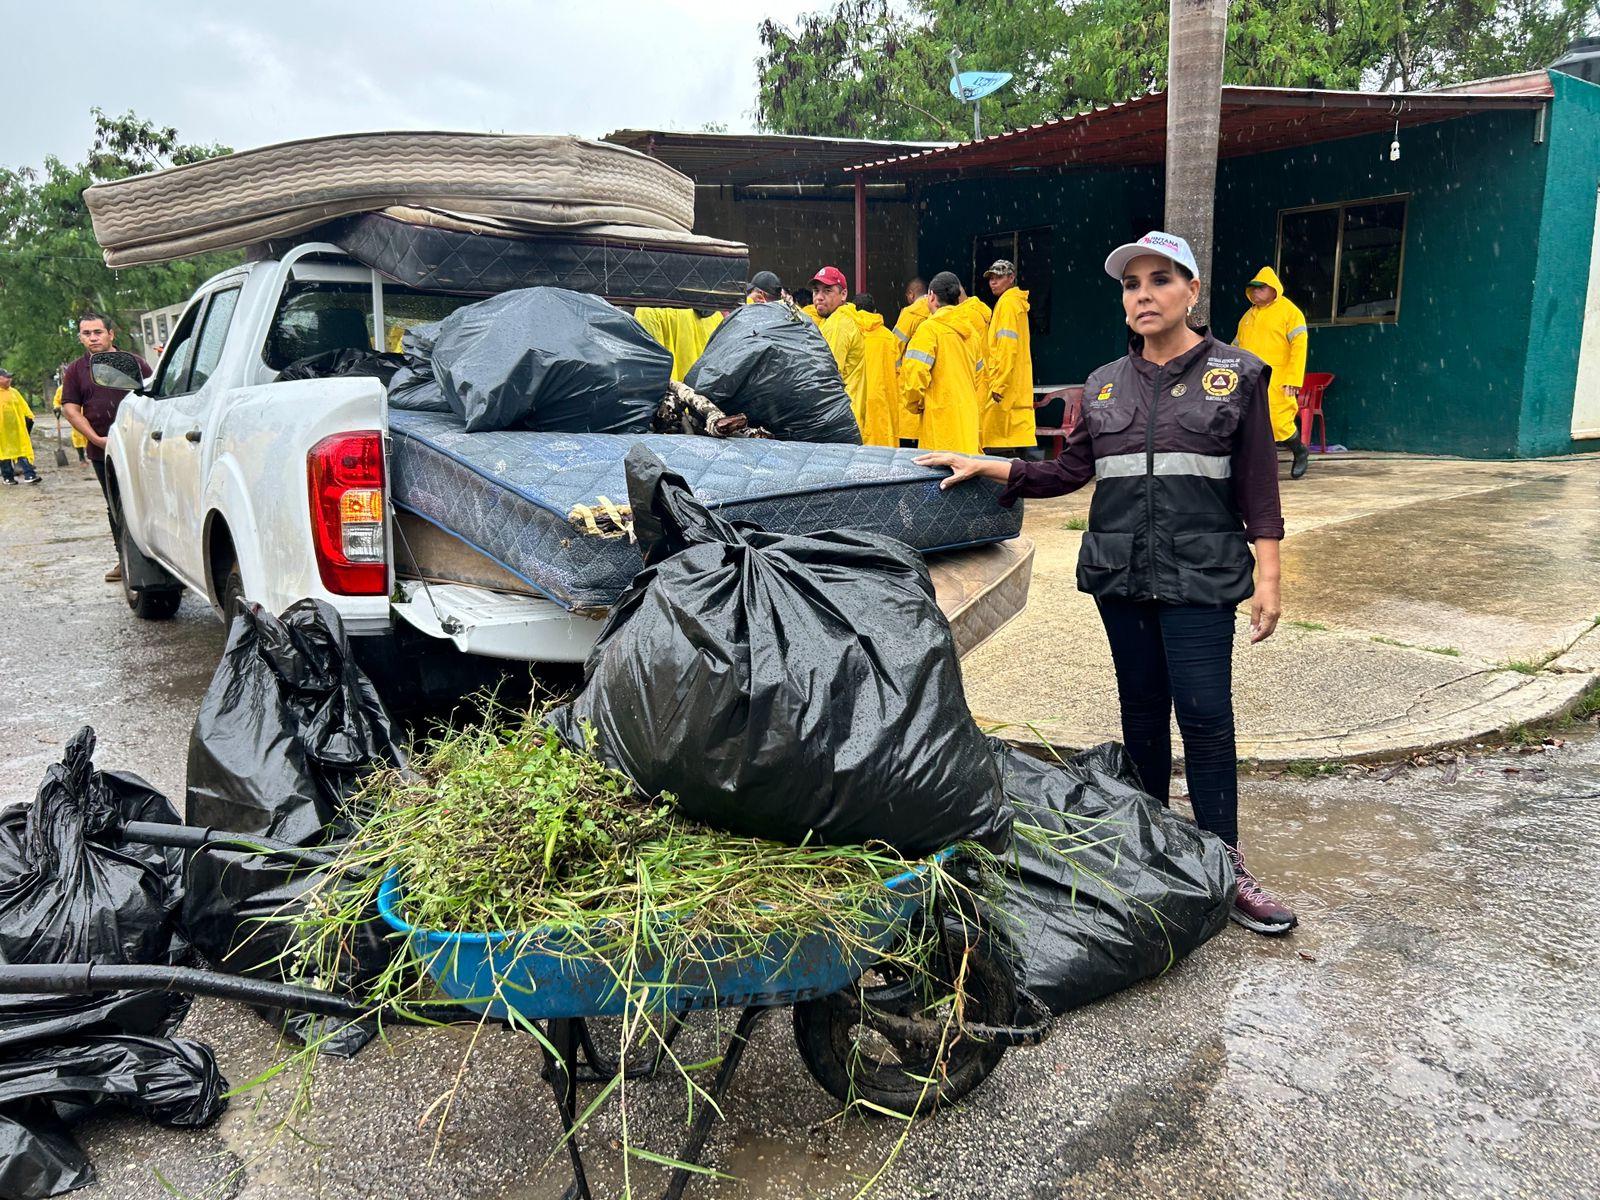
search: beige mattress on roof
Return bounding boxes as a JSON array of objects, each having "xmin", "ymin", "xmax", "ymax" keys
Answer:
[{"xmin": 85, "ymin": 131, "xmax": 697, "ymax": 267}]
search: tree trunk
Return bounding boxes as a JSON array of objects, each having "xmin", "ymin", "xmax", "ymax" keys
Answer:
[{"xmin": 1165, "ymin": 0, "xmax": 1229, "ymax": 325}]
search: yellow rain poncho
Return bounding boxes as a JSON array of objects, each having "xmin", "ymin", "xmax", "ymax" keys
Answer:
[
  {"xmin": 981, "ymin": 286, "xmax": 1036, "ymax": 449},
  {"xmin": 1233, "ymin": 266, "xmax": 1308, "ymax": 442},
  {"xmin": 849, "ymin": 308, "xmax": 901, "ymax": 447},
  {"xmin": 819, "ymin": 302, "xmax": 867, "ymax": 414},
  {"xmin": 0, "ymin": 385, "xmax": 36, "ymax": 462},
  {"xmin": 950, "ymin": 297, "xmax": 992, "ymax": 394},
  {"xmin": 892, "ymin": 295, "xmax": 931, "ymax": 439},
  {"xmin": 53, "ymin": 385, "xmax": 88, "ymax": 450},
  {"xmin": 900, "ymin": 306, "xmax": 981, "ymax": 456},
  {"xmin": 802, "ymin": 303, "xmax": 822, "ymax": 327},
  {"xmin": 635, "ymin": 306, "xmax": 716, "ymax": 381}
]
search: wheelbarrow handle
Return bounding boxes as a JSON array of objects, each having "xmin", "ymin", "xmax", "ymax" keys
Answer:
[{"xmin": 117, "ymin": 821, "xmax": 346, "ymax": 869}]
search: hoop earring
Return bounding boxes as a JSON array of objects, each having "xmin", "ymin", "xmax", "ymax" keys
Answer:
[{"xmin": 1187, "ymin": 305, "xmax": 1195, "ymax": 316}]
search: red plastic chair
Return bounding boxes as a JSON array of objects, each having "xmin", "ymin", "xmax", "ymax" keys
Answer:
[
  {"xmin": 1033, "ymin": 385, "xmax": 1084, "ymax": 459},
  {"xmin": 1298, "ymin": 372, "xmax": 1334, "ymax": 453}
]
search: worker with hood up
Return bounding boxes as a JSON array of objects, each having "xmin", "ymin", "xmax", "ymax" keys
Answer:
[
  {"xmin": 900, "ymin": 272, "xmax": 981, "ymax": 455},
  {"xmin": 847, "ymin": 293, "xmax": 900, "ymax": 447},
  {"xmin": 0, "ymin": 368, "xmax": 41, "ymax": 484},
  {"xmin": 980, "ymin": 259, "xmax": 1037, "ymax": 453},
  {"xmin": 811, "ymin": 266, "xmax": 867, "ymax": 412},
  {"xmin": 892, "ymin": 279, "xmax": 931, "ymax": 443},
  {"xmin": 1233, "ymin": 267, "xmax": 1311, "ymax": 479}
]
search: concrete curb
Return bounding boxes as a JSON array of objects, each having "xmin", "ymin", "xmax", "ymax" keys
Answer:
[{"xmin": 980, "ymin": 667, "xmax": 1597, "ymax": 767}]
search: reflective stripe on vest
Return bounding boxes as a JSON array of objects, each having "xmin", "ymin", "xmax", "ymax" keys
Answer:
[
  {"xmin": 1095, "ymin": 452, "xmax": 1233, "ymax": 480},
  {"xmin": 995, "ymin": 328, "xmax": 1020, "ymax": 340},
  {"xmin": 893, "ymin": 326, "xmax": 910, "ymax": 343},
  {"xmin": 905, "ymin": 348, "xmax": 936, "ymax": 367}
]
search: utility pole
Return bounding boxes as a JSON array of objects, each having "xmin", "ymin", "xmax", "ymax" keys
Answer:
[{"xmin": 1164, "ymin": 0, "xmax": 1228, "ymax": 324}]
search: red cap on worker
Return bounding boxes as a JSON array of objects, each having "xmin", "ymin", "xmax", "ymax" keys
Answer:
[{"xmin": 811, "ymin": 266, "xmax": 848, "ymax": 289}]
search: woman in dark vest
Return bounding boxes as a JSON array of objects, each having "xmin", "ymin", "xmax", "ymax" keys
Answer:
[{"xmin": 917, "ymin": 231, "xmax": 1296, "ymax": 935}]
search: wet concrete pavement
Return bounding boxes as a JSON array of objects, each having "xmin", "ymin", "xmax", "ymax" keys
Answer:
[
  {"xmin": 964, "ymin": 453, "xmax": 1600, "ymax": 761},
  {"xmin": 4, "ymin": 455, "xmax": 1600, "ymax": 1198}
]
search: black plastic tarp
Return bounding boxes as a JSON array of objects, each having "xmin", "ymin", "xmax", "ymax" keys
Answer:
[
  {"xmin": 183, "ymin": 600, "xmax": 402, "ymax": 1053},
  {"xmin": 277, "ymin": 348, "xmax": 407, "ymax": 385},
  {"xmin": 386, "ymin": 322, "xmax": 452, "ymax": 413},
  {"xmin": 683, "ymin": 301, "xmax": 861, "ymax": 444},
  {"xmin": 989, "ymin": 739, "xmax": 1235, "ymax": 1014},
  {"xmin": 552, "ymin": 448, "xmax": 1008, "ymax": 856},
  {"xmin": 422, "ymin": 288, "xmax": 670, "ymax": 433}
]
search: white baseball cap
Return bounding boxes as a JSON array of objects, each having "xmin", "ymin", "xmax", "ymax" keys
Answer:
[{"xmin": 1104, "ymin": 231, "xmax": 1200, "ymax": 280}]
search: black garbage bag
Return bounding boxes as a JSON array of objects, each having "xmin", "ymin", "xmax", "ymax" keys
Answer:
[
  {"xmin": 0, "ymin": 990, "xmax": 224, "ymax": 1199},
  {"xmin": 0, "ymin": 729, "xmax": 185, "ymax": 968},
  {"xmin": 989, "ymin": 739, "xmax": 1235, "ymax": 1014},
  {"xmin": 683, "ymin": 302, "xmax": 861, "ymax": 443},
  {"xmin": 427, "ymin": 288, "xmax": 669, "ymax": 433},
  {"xmin": 550, "ymin": 448, "xmax": 1008, "ymax": 856},
  {"xmin": 183, "ymin": 600, "xmax": 402, "ymax": 1054},
  {"xmin": 186, "ymin": 599, "xmax": 403, "ymax": 841},
  {"xmin": 277, "ymin": 347, "xmax": 407, "ymax": 385},
  {"xmin": 386, "ymin": 322, "xmax": 452, "ymax": 413}
]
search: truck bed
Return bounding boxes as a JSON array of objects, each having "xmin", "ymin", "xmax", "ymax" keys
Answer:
[{"xmin": 386, "ymin": 410, "xmax": 1024, "ymax": 614}]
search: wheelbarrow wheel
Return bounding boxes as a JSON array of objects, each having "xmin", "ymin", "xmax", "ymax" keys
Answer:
[{"xmin": 792, "ymin": 916, "xmax": 1015, "ymax": 1115}]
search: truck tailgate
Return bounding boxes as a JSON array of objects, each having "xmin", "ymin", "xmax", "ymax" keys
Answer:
[{"xmin": 394, "ymin": 513, "xmax": 1032, "ymax": 660}]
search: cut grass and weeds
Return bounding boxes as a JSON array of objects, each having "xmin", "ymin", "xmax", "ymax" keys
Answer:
[
  {"xmin": 1063, "ymin": 516, "xmax": 1088, "ymax": 531},
  {"xmin": 244, "ymin": 702, "xmax": 1072, "ymax": 1199},
  {"xmin": 1288, "ymin": 620, "xmax": 1328, "ymax": 632}
]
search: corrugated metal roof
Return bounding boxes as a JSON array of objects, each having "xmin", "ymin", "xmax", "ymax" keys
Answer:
[
  {"xmin": 846, "ymin": 82, "xmax": 1553, "ymax": 177},
  {"xmin": 602, "ymin": 129, "xmax": 953, "ymax": 187}
]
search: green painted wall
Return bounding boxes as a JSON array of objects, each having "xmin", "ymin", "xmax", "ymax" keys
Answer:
[
  {"xmin": 1518, "ymin": 71, "xmax": 1600, "ymax": 456},
  {"xmin": 917, "ymin": 105, "xmax": 1569, "ymax": 457},
  {"xmin": 917, "ymin": 166, "xmax": 1161, "ymax": 383}
]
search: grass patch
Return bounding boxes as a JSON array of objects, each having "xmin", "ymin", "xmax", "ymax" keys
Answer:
[
  {"xmin": 1571, "ymin": 681, "xmax": 1600, "ymax": 722},
  {"xmin": 1368, "ymin": 636, "xmax": 1461, "ymax": 657},
  {"xmin": 1499, "ymin": 650, "xmax": 1559, "ymax": 675},
  {"xmin": 1280, "ymin": 760, "xmax": 1342, "ymax": 779},
  {"xmin": 1370, "ymin": 636, "xmax": 1409, "ymax": 648},
  {"xmin": 1063, "ymin": 515, "xmax": 1088, "ymax": 531},
  {"xmin": 1422, "ymin": 646, "xmax": 1462, "ymax": 657},
  {"xmin": 1288, "ymin": 620, "xmax": 1328, "ymax": 632}
]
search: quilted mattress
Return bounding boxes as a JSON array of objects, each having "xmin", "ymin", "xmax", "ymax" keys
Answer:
[
  {"xmin": 333, "ymin": 210, "xmax": 748, "ymax": 308},
  {"xmin": 86, "ymin": 132, "xmax": 696, "ymax": 267},
  {"xmin": 387, "ymin": 410, "xmax": 1023, "ymax": 613}
]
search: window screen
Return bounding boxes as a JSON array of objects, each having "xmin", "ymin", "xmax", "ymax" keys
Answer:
[{"xmin": 1277, "ymin": 196, "xmax": 1407, "ymax": 326}]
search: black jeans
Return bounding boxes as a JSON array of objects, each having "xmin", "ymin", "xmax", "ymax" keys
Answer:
[
  {"xmin": 90, "ymin": 458, "xmax": 122, "ymax": 548},
  {"xmin": 0, "ymin": 457, "xmax": 38, "ymax": 482},
  {"xmin": 1095, "ymin": 598, "xmax": 1240, "ymax": 846}
]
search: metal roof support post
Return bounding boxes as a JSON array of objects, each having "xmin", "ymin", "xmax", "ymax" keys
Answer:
[{"xmin": 854, "ymin": 176, "xmax": 868, "ymax": 294}]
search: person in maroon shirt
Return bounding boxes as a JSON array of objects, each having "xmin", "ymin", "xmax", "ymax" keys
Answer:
[
  {"xmin": 60, "ymin": 312, "xmax": 150, "ymax": 583},
  {"xmin": 917, "ymin": 231, "xmax": 1297, "ymax": 937}
]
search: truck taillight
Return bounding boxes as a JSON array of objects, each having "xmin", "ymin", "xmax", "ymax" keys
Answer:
[{"xmin": 308, "ymin": 432, "xmax": 387, "ymax": 595}]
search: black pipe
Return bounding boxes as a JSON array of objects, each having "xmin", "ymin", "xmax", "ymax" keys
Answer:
[
  {"xmin": 0, "ymin": 962, "xmax": 370, "ymax": 1018},
  {"xmin": 117, "ymin": 821, "xmax": 345, "ymax": 869}
]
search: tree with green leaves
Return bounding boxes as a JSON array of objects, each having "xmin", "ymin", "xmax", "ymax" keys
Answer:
[
  {"xmin": 0, "ymin": 110, "xmax": 236, "ymax": 400},
  {"xmin": 755, "ymin": 0, "xmax": 1598, "ymax": 140}
]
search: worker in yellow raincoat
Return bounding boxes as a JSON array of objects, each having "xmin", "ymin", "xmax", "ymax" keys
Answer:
[
  {"xmin": 899, "ymin": 273, "xmax": 981, "ymax": 455},
  {"xmin": 949, "ymin": 291, "xmax": 992, "ymax": 398},
  {"xmin": 1233, "ymin": 266, "xmax": 1311, "ymax": 479},
  {"xmin": 979, "ymin": 259, "xmax": 1037, "ymax": 453},
  {"xmin": 52, "ymin": 382, "xmax": 89, "ymax": 461},
  {"xmin": 810, "ymin": 266, "xmax": 866, "ymax": 412},
  {"xmin": 634, "ymin": 306, "xmax": 717, "ymax": 381},
  {"xmin": 892, "ymin": 282, "xmax": 931, "ymax": 443},
  {"xmin": 847, "ymin": 294, "xmax": 901, "ymax": 447},
  {"xmin": 0, "ymin": 367, "xmax": 41, "ymax": 484}
]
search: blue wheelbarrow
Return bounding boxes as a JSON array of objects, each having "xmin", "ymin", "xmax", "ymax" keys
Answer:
[{"xmin": 0, "ymin": 822, "xmax": 1048, "ymax": 1200}]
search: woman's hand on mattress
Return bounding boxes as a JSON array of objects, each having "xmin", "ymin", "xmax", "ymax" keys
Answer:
[{"xmin": 914, "ymin": 453, "xmax": 1007, "ymax": 491}]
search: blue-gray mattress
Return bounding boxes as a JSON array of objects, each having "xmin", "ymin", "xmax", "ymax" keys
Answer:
[{"xmin": 387, "ymin": 410, "xmax": 1023, "ymax": 611}]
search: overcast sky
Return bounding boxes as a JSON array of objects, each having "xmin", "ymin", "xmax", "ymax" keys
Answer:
[{"xmin": 3, "ymin": 0, "xmax": 819, "ymax": 171}]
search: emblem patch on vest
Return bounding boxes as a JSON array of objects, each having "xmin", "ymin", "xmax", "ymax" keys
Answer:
[
  {"xmin": 1096, "ymin": 382, "xmax": 1114, "ymax": 401},
  {"xmin": 1171, "ymin": 383, "xmax": 1188, "ymax": 397},
  {"xmin": 1202, "ymin": 368, "xmax": 1238, "ymax": 397}
]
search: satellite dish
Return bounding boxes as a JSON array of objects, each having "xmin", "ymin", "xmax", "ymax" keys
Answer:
[{"xmin": 949, "ymin": 71, "xmax": 1013, "ymax": 102}]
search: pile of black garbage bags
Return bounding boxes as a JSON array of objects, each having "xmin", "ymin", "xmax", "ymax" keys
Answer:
[
  {"xmin": 283, "ymin": 286, "xmax": 861, "ymax": 444},
  {"xmin": 0, "ymin": 455, "xmax": 1232, "ymax": 1196},
  {"xmin": 553, "ymin": 448, "xmax": 1235, "ymax": 1013}
]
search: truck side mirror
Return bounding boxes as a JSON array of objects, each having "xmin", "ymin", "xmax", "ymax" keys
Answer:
[{"xmin": 90, "ymin": 350, "xmax": 150, "ymax": 395}]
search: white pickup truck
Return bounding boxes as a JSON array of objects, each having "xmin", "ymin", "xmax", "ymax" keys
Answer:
[{"xmin": 103, "ymin": 240, "xmax": 1033, "ymax": 693}]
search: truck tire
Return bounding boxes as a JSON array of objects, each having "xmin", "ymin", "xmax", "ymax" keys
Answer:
[
  {"xmin": 220, "ymin": 562, "xmax": 246, "ymax": 627},
  {"xmin": 120, "ymin": 531, "xmax": 183, "ymax": 620}
]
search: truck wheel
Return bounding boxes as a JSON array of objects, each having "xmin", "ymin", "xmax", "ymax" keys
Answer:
[
  {"xmin": 220, "ymin": 562, "xmax": 246, "ymax": 627},
  {"xmin": 120, "ymin": 532, "xmax": 183, "ymax": 620}
]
